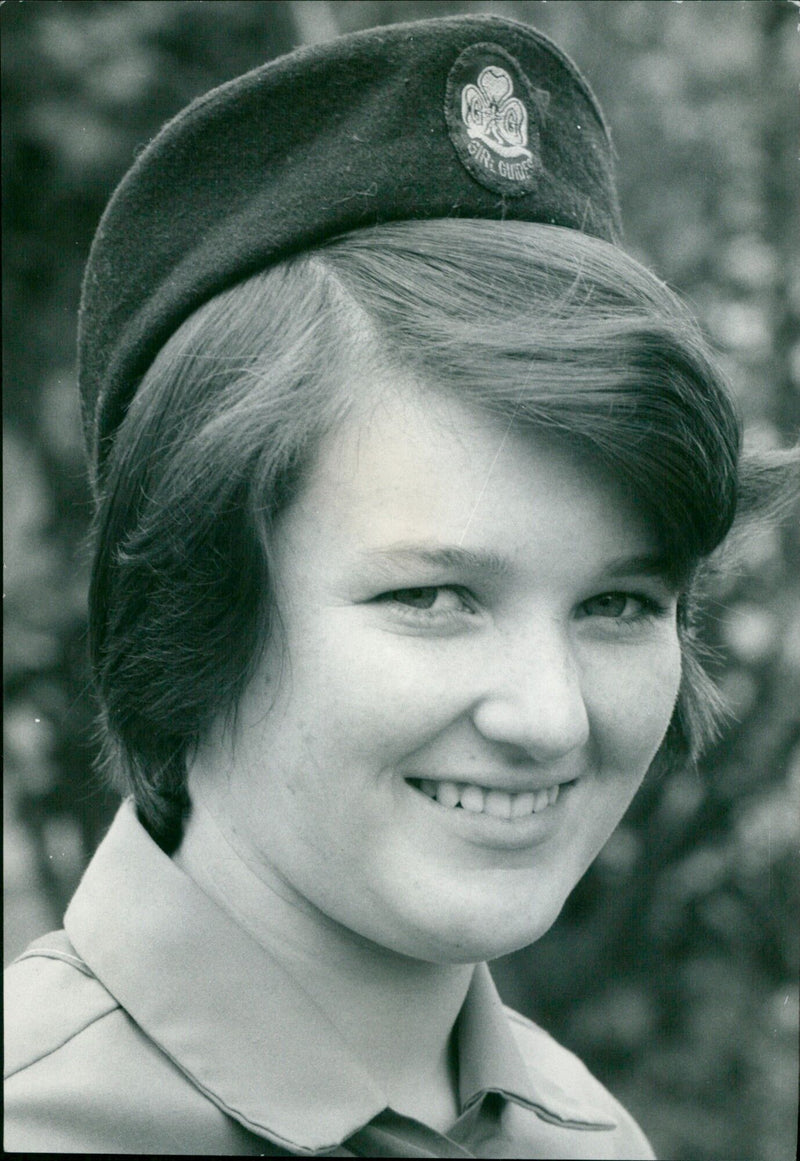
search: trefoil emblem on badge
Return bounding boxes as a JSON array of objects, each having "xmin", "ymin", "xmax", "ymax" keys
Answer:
[
  {"xmin": 462, "ymin": 66, "xmax": 532, "ymax": 163},
  {"xmin": 445, "ymin": 42, "xmax": 543, "ymax": 197}
]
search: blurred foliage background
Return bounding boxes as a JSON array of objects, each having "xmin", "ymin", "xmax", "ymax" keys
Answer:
[{"xmin": 3, "ymin": 3, "xmax": 798, "ymax": 1159}]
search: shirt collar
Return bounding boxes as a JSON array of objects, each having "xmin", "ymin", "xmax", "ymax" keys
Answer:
[
  {"xmin": 65, "ymin": 802, "xmax": 614, "ymax": 1153},
  {"xmin": 457, "ymin": 961, "xmax": 616, "ymax": 1129}
]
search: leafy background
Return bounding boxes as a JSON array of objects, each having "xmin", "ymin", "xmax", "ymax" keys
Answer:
[{"xmin": 3, "ymin": 3, "xmax": 798, "ymax": 1159}]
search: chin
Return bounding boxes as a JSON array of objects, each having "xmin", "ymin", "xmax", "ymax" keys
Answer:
[
  {"xmin": 395, "ymin": 897, "xmax": 569, "ymax": 965},
  {"xmin": 418, "ymin": 924, "xmax": 560, "ymax": 966}
]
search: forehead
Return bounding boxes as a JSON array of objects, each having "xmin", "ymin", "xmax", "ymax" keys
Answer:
[{"xmin": 282, "ymin": 378, "xmax": 660, "ymax": 567}]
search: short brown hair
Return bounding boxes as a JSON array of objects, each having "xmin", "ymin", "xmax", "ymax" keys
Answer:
[{"xmin": 89, "ymin": 219, "xmax": 774, "ymax": 849}]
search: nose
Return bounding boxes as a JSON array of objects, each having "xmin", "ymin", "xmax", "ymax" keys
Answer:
[{"xmin": 470, "ymin": 622, "xmax": 590, "ymax": 763}]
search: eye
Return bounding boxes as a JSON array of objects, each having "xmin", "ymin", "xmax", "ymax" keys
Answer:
[
  {"xmin": 390, "ymin": 587, "xmax": 439, "ymax": 610},
  {"xmin": 384, "ymin": 586, "xmax": 472, "ymax": 613},
  {"xmin": 579, "ymin": 591, "xmax": 665, "ymax": 620}
]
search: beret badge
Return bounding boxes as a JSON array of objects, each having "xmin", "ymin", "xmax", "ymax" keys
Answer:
[
  {"xmin": 445, "ymin": 42, "xmax": 544, "ymax": 196},
  {"xmin": 79, "ymin": 16, "xmax": 623, "ymax": 486}
]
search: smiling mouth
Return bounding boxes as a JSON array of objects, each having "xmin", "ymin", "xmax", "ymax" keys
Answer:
[{"xmin": 406, "ymin": 778, "xmax": 574, "ymax": 819}]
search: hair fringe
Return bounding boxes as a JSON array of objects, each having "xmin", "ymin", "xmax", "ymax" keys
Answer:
[{"xmin": 88, "ymin": 219, "xmax": 791, "ymax": 846}]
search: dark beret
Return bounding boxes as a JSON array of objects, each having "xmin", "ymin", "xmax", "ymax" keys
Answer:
[{"xmin": 78, "ymin": 13, "xmax": 621, "ymax": 488}]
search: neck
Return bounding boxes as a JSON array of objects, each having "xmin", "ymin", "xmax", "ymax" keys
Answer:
[{"xmin": 173, "ymin": 795, "xmax": 474, "ymax": 1129}]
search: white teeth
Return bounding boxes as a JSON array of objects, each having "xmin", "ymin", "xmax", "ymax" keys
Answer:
[
  {"xmin": 484, "ymin": 790, "xmax": 512, "ymax": 819},
  {"xmin": 436, "ymin": 781, "xmax": 461, "ymax": 809},
  {"xmin": 414, "ymin": 779, "xmax": 571, "ymax": 818},
  {"xmin": 460, "ymin": 785, "xmax": 486, "ymax": 813},
  {"xmin": 511, "ymin": 791, "xmax": 535, "ymax": 818},
  {"xmin": 532, "ymin": 789, "xmax": 550, "ymax": 813}
]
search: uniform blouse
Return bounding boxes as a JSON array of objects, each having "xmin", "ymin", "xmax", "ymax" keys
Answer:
[{"xmin": 5, "ymin": 800, "xmax": 655, "ymax": 1157}]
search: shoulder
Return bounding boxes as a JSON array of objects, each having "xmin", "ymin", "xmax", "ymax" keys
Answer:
[
  {"xmin": 504, "ymin": 1004, "xmax": 619, "ymax": 1107},
  {"xmin": 5, "ymin": 930, "xmax": 119, "ymax": 1079},
  {"xmin": 4, "ymin": 931, "xmax": 270, "ymax": 1155},
  {"xmin": 504, "ymin": 1004, "xmax": 656, "ymax": 1160}
]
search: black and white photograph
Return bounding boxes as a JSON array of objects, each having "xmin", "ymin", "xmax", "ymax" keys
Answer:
[{"xmin": 4, "ymin": 2, "xmax": 799, "ymax": 1157}]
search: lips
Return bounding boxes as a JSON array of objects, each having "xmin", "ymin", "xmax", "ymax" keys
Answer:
[{"xmin": 405, "ymin": 777, "xmax": 574, "ymax": 819}]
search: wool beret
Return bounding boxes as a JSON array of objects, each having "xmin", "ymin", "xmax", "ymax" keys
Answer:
[{"xmin": 78, "ymin": 13, "xmax": 621, "ymax": 489}]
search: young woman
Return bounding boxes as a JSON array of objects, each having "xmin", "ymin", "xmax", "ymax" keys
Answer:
[{"xmin": 5, "ymin": 14, "xmax": 794, "ymax": 1157}]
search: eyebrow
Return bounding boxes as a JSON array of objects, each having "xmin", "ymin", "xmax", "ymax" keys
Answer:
[
  {"xmin": 357, "ymin": 543, "xmax": 511, "ymax": 580},
  {"xmin": 359, "ymin": 544, "xmax": 686, "ymax": 588},
  {"xmin": 602, "ymin": 553, "xmax": 686, "ymax": 588}
]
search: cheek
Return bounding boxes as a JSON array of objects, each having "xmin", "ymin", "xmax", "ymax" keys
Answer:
[
  {"xmin": 235, "ymin": 622, "xmax": 456, "ymax": 825},
  {"xmin": 294, "ymin": 617, "xmax": 465, "ymax": 744},
  {"xmin": 585, "ymin": 637, "xmax": 683, "ymax": 770}
]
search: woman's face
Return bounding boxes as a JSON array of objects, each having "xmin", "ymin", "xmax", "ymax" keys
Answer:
[{"xmin": 195, "ymin": 379, "xmax": 682, "ymax": 963}]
